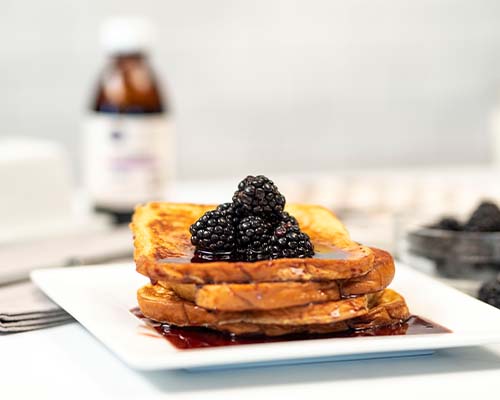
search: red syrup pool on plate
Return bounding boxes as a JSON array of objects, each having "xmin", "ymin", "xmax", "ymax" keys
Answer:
[{"xmin": 130, "ymin": 308, "xmax": 451, "ymax": 350}]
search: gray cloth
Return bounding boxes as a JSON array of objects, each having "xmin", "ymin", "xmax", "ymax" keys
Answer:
[
  {"xmin": 0, "ymin": 226, "xmax": 133, "ymax": 285},
  {"xmin": 0, "ymin": 226, "xmax": 134, "ymax": 333},
  {"xmin": 0, "ymin": 281, "xmax": 73, "ymax": 333}
]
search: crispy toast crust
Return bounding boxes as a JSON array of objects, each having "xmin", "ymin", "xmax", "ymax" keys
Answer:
[
  {"xmin": 131, "ymin": 202, "xmax": 375, "ymax": 283},
  {"xmin": 224, "ymin": 289, "xmax": 409, "ymax": 336},
  {"xmin": 166, "ymin": 281, "xmax": 341, "ymax": 311},
  {"xmin": 162, "ymin": 247, "xmax": 394, "ymax": 311},
  {"xmin": 340, "ymin": 247, "xmax": 395, "ymax": 297},
  {"xmin": 137, "ymin": 283, "xmax": 376, "ymax": 326},
  {"xmin": 137, "ymin": 286, "xmax": 408, "ymax": 336},
  {"xmin": 222, "ymin": 289, "xmax": 409, "ymax": 336}
]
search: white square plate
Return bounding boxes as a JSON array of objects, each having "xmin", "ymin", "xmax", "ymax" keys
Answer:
[{"xmin": 31, "ymin": 263, "xmax": 500, "ymax": 371}]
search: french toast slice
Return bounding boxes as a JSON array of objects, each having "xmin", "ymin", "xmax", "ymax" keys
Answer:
[
  {"xmin": 346, "ymin": 288, "xmax": 410, "ymax": 331},
  {"xmin": 137, "ymin": 285, "xmax": 409, "ymax": 336},
  {"xmin": 165, "ymin": 280, "xmax": 340, "ymax": 311},
  {"xmin": 220, "ymin": 289, "xmax": 410, "ymax": 336},
  {"xmin": 137, "ymin": 283, "xmax": 377, "ymax": 326},
  {"xmin": 131, "ymin": 202, "xmax": 375, "ymax": 283},
  {"xmin": 162, "ymin": 247, "xmax": 394, "ymax": 311},
  {"xmin": 340, "ymin": 247, "xmax": 395, "ymax": 297}
]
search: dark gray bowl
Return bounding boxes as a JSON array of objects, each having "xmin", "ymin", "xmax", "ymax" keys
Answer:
[{"xmin": 407, "ymin": 228, "xmax": 500, "ymax": 280}]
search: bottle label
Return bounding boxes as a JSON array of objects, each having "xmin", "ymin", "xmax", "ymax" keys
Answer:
[{"xmin": 83, "ymin": 113, "xmax": 172, "ymax": 210}]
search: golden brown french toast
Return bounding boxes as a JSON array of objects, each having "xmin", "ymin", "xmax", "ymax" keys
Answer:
[
  {"xmin": 165, "ymin": 280, "xmax": 341, "ymax": 311},
  {"xmin": 348, "ymin": 289, "xmax": 410, "ymax": 331},
  {"xmin": 137, "ymin": 285, "xmax": 408, "ymax": 336},
  {"xmin": 162, "ymin": 247, "xmax": 394, "ymax": 311},
  {"xmin": 137, "ymin": 283, "xmax": 378, "ymax": 326},
  {"xmin": 131, "ymin": 202, "xmax": 375, "ymax": 283},
  {"xmin": 340, "ymin": 247, "xmax": 395, "ymax": 297},
  {"xmin": 221, "ymin": 289, "xmax": 410, "ymax": 336},
  {"xmin": 225, "ymin": 289, "xmax": 409, "ymax": 336}
]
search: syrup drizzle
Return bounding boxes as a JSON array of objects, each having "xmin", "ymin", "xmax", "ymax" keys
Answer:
[
  {"xmin": 158, "ymin": 243, "xmax": 350, "ymax": 264},
  {"xmin": 131, "ymin": 308, "xmax": 451, "ymax": 350}
]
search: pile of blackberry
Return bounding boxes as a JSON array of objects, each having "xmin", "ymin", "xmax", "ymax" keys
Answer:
[
  {"xmin": 430, "ymin": 201, "xmax": 500, "ymax": 232},
  {"xmin": 189, "ymin": 175, "xmax": 314, "ymax": 261}
]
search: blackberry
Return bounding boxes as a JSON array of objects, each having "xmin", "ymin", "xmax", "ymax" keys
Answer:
[
  {"xmin": 279, "ymin": 211, "xmax": 299, "ymax": 227},
  {"xmin": 232, "ymin": 175, "xmax": 285, "ymax": 218},
  {"xmin": 215, "ymin": 202, "xmax": 240, "ymax": 226},
  {"xmin": 269, "ymin": 222, "xmax": 314, "ymax": 259},
  {"xmin": 478, "ymin": 277, "xmax": 500, "ymax": 309},
  {"xmin": 236, "ymin": 215, "xmax": 272, "ymax": 261},
  {"xmin": 464, "ymin": 201, "xmax": 500, "ymax": 232},
  {"xmin": 430, "ymin": 217, "xmax": 462, "ymax": 231},
  {"xmin": 189, "ymin": 209, "xmax": 236, "ymax": 256}
]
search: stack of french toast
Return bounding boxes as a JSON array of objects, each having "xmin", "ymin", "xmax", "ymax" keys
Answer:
[{"xmin": 131, "ymin": 177, "xmax": 409, "ymax": 337}]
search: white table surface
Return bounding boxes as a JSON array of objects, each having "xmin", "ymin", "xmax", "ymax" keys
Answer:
[{"xmin": 2, "ymin": 322, "xmax": 500, "ymax": 399}]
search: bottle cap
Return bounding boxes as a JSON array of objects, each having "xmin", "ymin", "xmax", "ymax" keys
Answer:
[{"xmin": 100, "ymin": 17, "xmax": 154, "ymax": 54}]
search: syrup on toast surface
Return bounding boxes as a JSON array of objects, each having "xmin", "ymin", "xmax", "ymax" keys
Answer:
[
  {"xmin": 132, "ymin": 202, "xmax": 375, "ymax": 283},
  {"xmin": 161, "ymin": 247, "xmax": 394, "ymax": 311}
]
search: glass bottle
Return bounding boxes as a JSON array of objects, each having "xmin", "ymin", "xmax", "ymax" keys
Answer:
[{"xmin": 83, "ymin": 17, "xmax": 172, "ymax": 224}]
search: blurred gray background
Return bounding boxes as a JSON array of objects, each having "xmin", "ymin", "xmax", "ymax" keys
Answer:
[{"xmin": 2, "ymin": 0, "xmax": 500, "ymax": 179}]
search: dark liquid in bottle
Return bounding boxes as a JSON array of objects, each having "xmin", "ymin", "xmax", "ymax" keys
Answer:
[
  {"xmin": 93, "ymin": 53, "xmax": 164, "ymax": 115},
  {"xmin": 87, "ymin": 52, "xmax": 168, "ymax": 225}
]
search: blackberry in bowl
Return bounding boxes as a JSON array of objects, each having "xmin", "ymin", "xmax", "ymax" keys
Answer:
[
  {"xmin": 464, "ymin": 201, "xmax": 500, "ymax": 232},
  {"xmin": 407, "ymin": 201, "xmax": 500, "ymax": 280}
]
